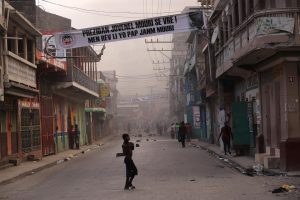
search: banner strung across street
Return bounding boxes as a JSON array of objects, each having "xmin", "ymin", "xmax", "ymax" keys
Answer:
[{"xmin": 54, "ymin": 12, "xmax": 203, "ymax": 49}]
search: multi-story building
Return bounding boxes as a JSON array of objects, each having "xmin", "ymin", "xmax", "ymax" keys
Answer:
[
  {"xmin": 184, "ymin": 29, "xmax": 210, "ymax": 140},
  {"xmin": 101, "ymin": 71, "xmax": 118, "ymax": 136},
  {"xmin": 207, "ymin": 0, "xmax": 300, "ymax": 171},
  {"xmin": 8, "ymin": 0, "xmax": 100, "ymax": 155},
  {"xmin": 0, "ymin": 0, "xmax": 42, "ymax": 165},
  {"xmin": 169, "ymin": 31, "xmax": 187, "ymax": 123}
]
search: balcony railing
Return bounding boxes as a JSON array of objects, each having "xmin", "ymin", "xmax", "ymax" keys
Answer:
[
  {"xmin": 215, "ymin": 8, "xmax": 300, "ymax": 77},
  {"xmin": 6, "ymin": 51, "xmax": 37, "ymax": 88},
  {"xmin": 73, "ymin": 66, "xmax": 99, "ymax": 94}
]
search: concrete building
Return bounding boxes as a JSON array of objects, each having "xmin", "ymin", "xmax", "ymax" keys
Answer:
[
  {"xmin": 0, "ymin": 0, "xmax": 42, "ymax": 165},
  {"xmin": 101, "ymin": 71, "xmax": 118, "ymax": 136},
  {"xmin": 8, "ymin": 0, "xmax": 101, "ymax": 155},
  {"xmin": 207, "ymin": 0, "xmax": 300, "ymax": 171}
]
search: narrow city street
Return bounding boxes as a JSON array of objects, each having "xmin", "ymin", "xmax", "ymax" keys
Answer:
[{"xmin": 0, "ymin": 132, "xmax": 298, "ymax": 200}]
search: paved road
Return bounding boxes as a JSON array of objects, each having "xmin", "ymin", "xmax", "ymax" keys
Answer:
[{"xmin": 0, "ymin": 133, "xmax": 298, "ymax": 200}]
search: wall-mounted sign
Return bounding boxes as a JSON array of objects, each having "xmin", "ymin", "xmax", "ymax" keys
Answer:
[
  {"xmin": 100, "ymin": 84, "xmax": 110, "ymax": 97},
  {"xmin": 256, "ymin": 17, "xmax": 295, "ymax": 35},
  {"xmin": 193, "ymin": 106, "xmax": 200, "ymax": 128},
  {"xmin": 19, "ymin": 100, "xmax": 40, "ymax": 109}
]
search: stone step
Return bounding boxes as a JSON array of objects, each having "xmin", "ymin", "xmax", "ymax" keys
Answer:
[{"xmin": 0, "ymin": 163, "xmax": 14, "ymax": 171}]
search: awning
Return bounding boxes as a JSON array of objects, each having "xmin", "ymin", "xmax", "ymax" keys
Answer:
[
  {"xmin": 97, "ymin": 79, "xmax": 106, "ymax": 84},
  {"xmin": 85, "ymin": 107, "xmax": 106, "ymax": 113}
]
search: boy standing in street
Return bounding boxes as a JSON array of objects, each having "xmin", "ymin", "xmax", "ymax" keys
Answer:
[{"xmin": 122, "ymin": 133, "xmax": 138, "ymax": 190}]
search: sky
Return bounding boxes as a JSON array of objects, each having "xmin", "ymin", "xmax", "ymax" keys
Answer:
[{"xmin": 37, "ymin": 0, "xmax": 199, "ymax": 97}]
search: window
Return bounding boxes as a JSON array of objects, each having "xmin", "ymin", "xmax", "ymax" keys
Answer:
[
  {"xmin": 18, "ymin": 39, "xmax": 24, "ymax": 58},
  {"xmin": 7, "ymin": 38, "xmax": 14, "ymax": 53},
  {"xmin": 21, "ymin": 108, "xmax": 31, "ymax": 152}
]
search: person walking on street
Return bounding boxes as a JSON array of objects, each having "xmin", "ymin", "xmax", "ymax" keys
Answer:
[
  {"xmin": 69, "ymin": 125, "xmax": 75, "ymax": 149},
  {"xmin": 74, "ymin": 124, "xmax": 80, "ymax": 149},
  {"xmin": 179, "ymin": 121, "xmax": 187, "ymax": 148},
  {"xmin": 185, "ymin": 122, "xmax": 192, "ymax": 143},
  {"xmin": 217, "ymin": 122, "xmax": 233, "ymax": 155},
  {"xmin": 122, "ymin": 133, "xmax": 138, "ymax": 190}
]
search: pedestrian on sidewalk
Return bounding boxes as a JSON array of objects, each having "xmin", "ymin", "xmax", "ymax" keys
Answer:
[
  {"xmin": 74, "ymin": 124, "xmax": 80, "ymax": 149},
  {"xmin": 185, "ymin": 122, "xmax": 192, "ymax": 143},
  {"xmin": 179, "ymin": 121, "xmax": 187, "ymax": 148},
  {"xmin": 122, "ymin": 133, "xmax": 138, "ymax": 190},
  {"xmin": 217, "ymin": 122, "xmax": 233, "ymax": 155},
  {"xmin": 69, "ymin": 125, "xmax": 75, "ymax": 149}
]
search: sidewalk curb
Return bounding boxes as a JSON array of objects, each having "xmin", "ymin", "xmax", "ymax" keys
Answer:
[
  {"xmin": 0, "ymin": 134, "xmax": 117, "ymax": 186},
  {"xmin": 190, "ymin": 141, "xmax": 290, "ymax": 177}
]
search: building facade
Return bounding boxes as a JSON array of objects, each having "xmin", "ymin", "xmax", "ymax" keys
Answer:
[
  {"xmin": 204, "ymin": 0, "xmax": 300, "ymax": 171},
  {"xmin": 8, "ymin": 0, "xmax": 101, "ymax": 155},
  {"xmin": 0, "ymin": 1, "xmax": 42, "ymax": 165}
]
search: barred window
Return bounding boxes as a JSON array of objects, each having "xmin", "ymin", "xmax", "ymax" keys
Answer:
[{"xmin": 21, "ymin": 108, "xmax": 41, "ymax": 153}]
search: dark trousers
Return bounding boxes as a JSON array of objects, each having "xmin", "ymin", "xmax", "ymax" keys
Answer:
[
  {"xmin": 223, "ymin": 138, "xmax": 231, "ymax": 154},
  {"xmin": 124, "ymin": 157, "xmax": 138, "ymax": 188},
  {"xmin": 181, "ymin": 135, "xmax": 186, "ymax": 148},
  {"xmin": 69, "ymin": 134, "xmax": 74, "ymax": 149},
  {"xmin": 75, "ymin": 135, "xmax": 80, "ymax": 149},
  {"xmin": 124, "ymin": 157, "xmax": 138, "ymax": 177}
]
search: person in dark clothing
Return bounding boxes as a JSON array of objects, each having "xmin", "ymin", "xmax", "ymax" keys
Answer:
[
  {"xmin": 185, "ymin": 122, "xmax": 192, "ymax": 143},
  {"xmin": 179, "ymin": 121, "xmax": 186, "ymax": 148},
  {"xmin": 122, "ymin": 133, "xmax": 138, "ymax": 190},
  {"xmin": 74, "ymin": 124, "xmax": 80, "ymax": 149},
  {"xmin": 69, "ymin": 125, "xmax": 75, "ymax": 149},
  {"xmin": 217, "ymin": 122, "xmax": 233, "ymax": 155}
]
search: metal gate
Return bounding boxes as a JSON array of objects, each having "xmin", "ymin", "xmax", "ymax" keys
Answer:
[
  {"xmin": 0, "ymin": 132, "xmax": 7, "ymax": 158},
  {"xmin": 232, "ymin": 101, "xmax": 255, "ymax": 155},
  {"xmin": 21, "ymin": 108, "xmax": 41, "ymax": 153},
  {"xmin": 41, "ymin": 96, "xmax": 55, "ymax": 155}
]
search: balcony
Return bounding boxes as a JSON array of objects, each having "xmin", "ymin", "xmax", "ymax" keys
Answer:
[
  {"xmin": 36, "ymin": 50, "xmax": 67, "ymax": 73},
  {"xmin": 6, "ymin": 51, "xmax": 36, "ymax": 88},
  {"xmin": 215, "ymin": 8, "xmax": 300, "ymax": 78},
  {"xmin": 52, "ymin": 66, "xmax": 99, "ymax": 101},
  {"xmin": 73, "ymin": 66, "xmax": 99, "ymax": 95}
]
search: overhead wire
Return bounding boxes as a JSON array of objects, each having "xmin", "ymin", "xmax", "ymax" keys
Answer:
[
  {"xmin": 40, "ymin": 0, "xmax": 182, "ymax": 16},
  {"xmin": 116, "ymin": 70, "xmax": 169, "ymax": 79}
]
